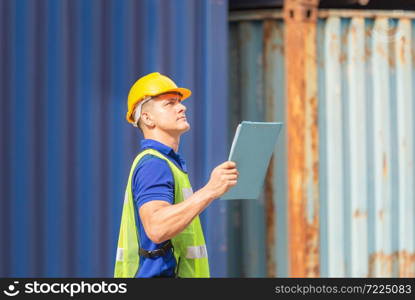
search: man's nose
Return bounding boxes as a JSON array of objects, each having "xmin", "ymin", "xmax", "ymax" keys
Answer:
[{"xmin": 178, "ymin": 101, "xmax": 186, "ymax": 113}]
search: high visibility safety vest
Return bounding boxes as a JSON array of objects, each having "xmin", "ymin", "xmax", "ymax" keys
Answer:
[{"xmin": 114, "ymin": 149, "xmax": 210, "ymax": 278}]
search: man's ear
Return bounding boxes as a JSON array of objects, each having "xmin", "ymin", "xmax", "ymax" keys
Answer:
[{"xmin": 141, "ymin": 111, "xmax": 155, "ymax": 128}]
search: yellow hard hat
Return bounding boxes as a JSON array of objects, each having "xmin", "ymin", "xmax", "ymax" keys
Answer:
[{"xmin": 126, "ymin": 72, "xmax": 191, "ymax": 124}]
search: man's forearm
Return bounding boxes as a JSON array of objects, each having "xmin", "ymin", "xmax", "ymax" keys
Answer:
[{"xmin": 148, "ymin": 187, "xmax": 216, "ymax": 243}]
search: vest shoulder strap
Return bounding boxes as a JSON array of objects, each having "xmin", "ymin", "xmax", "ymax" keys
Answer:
[{"xmin": 132, "ymin": 149, "xmax": 184, "ymax": 174}]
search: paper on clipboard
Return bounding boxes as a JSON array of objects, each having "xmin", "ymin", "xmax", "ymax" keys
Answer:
[{"xmin": 221, "ymin": 121, "xmax": 283, "ymax": 200}]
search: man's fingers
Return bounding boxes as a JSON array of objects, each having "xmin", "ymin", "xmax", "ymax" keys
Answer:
[
  {"xmin": 223, "ymin": 174, "xmax": 238, "ymax": 180},
  {"xmin": 228, "ymin": 180, "xmax": 237, "ymax": 186},
  {"xmin": 222, "ymin": 161, "xmax": 236, "ymax": 169},
  {"xmin": 223, "ymin": 169, "xmax": 239, "ymax": 175}
]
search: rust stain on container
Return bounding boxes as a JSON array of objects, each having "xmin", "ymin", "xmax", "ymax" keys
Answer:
[
  {"xmin": 364, "ymin": 27, "xmax": 373, "ymax": 63},
  {"xmin": 310, "ymin": 95, "xmax": 319, "ymax": 184},
  {"xmin": 264, "ymin": 19, "xmax": 273, "ymax": 43},
  {"xmin": 350, "ymin": 23, "xmax": 357, "ymax": 34},
  {"xmin": 397, "ymin": 251, "xmax": 415, "ymax": 277},
  {"xmin": 369, "ymin": 251, "xmax": 415, "ymax": 277},
  {"xmin": 306, "ymin": 94, "xmax": 320, "ymax": 277},
  {"xmin": 364, "ymin": 47, "xmax": 372, "ymax": 63},
  {"xmin": 399, "ymin": 35, "xmax": 407, "ymax": 64},
  {"xmin": 263, "ymin": 20, "xmax": 283, "ymax": 55},
  {"xmin": 388, "ymin": 37, "xmax": 396, "ymax": 69},
  {"xmin": 353, "ymin": 209, "xmax": 367, "ymax": 219},
  {"xmin": 376, "ymin": 43, "xmax": 387, "ymax": 59},
  {"xmin": 284, "ymin": 0, "xmax": 320, "ymax": 278},
  {"xmin": 265, "ymin": 156, "xmax": 276, "ymax": 277},
  {"xmin": 383, "ymin": 153, "xmax": 388, "ymax": 177},
  {"xmin": 268, "ymin": 19, "xmax": 285, "ymax": 55},
  {"xmin": 263, "ymin": 20, "xmax": 278, "ymax": 277},
  {"xmin": 378, "ymin": 209, "xmax": 385, "ymax": 220},
  {"xmin": 339, "ymin": 53, "xmax": 347, "ymax": 64},
  {"xmin": 369, "ymin": 252, "xmax": 394, "ymax": 277},
  {"xmin": 305, "ymin": 215, "xmax": 320, "ymax": 276}
]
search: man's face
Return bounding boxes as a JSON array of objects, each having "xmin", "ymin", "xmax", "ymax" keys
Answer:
[{"xmin": 141, "ymin": 92, "xmax": 190, "ymax": 134}]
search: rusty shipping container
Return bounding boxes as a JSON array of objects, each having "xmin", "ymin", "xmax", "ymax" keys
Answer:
[{"xmin": 228, "ymin": 8, "xmax": 415, "ymax": 277}]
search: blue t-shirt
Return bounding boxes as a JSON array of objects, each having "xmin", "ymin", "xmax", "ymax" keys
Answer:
[{"xmin": 132, "ymin": 139, "xmax": 188, "ymax": 278}]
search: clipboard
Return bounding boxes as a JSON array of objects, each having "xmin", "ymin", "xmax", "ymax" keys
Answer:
[{"xmin": 221, "ymin": 121, "xmax": 283, "ymax": 200}]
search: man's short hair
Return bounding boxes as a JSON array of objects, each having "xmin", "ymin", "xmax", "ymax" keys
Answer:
[{"xmin": 133, "ymin": 96, "xmax": 152, "ymax": 130}]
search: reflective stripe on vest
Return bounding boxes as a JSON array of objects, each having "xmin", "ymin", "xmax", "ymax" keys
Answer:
[
  {"xmin": 186, "ymin": 245, "xmax": 208, "ymax": 259},
  {"xmin": 114, "ymin": 149, "xmax": 210, "ymax": 278}
]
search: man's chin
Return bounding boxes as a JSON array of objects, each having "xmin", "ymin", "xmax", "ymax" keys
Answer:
[
  {"xmin": 171, "ymin": 123, "xmax": 190, "ymax": 135},
  {"xmin": 181, "ymin": 123, "xmax": 191, "ymax": 133}
]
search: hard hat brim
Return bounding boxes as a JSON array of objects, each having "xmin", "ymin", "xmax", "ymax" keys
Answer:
[
  {"xmin": 126, "ymin": 87, "xmax": 192, "ymax": 124},
  {"xmin": 164, "ymin": 87, "xmax": 191, "ymax": 101}
]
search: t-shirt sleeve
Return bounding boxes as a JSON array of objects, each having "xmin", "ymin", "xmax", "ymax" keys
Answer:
[{"xmin": 132, "ymin": 155, "xmax": 174, "ymax": 211}]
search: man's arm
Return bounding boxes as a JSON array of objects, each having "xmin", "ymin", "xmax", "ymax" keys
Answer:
[{"xmin": 139, "ymin": 161, "xmax": 238, "ymax": 244}]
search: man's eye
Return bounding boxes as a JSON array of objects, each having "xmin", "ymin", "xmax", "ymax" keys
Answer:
[{"xmin": 167, "ymin": 99, "xmax": 178, "ymax": 105}]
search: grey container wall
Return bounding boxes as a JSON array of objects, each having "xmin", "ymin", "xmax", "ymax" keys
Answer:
[
  {"xmin": 229, "ymin": 10, "xmax": 415, "ymax": 277},
  {"xmin": 228, "ymin": 18, "xmax": 287, "ymax": 277},
  {"xmin": 0, "ymin": 0, "xmax": 229, "ymax": 277}
]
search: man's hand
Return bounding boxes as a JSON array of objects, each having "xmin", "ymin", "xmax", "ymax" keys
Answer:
[{"xmin": 204, "ymin": 161, "xmax": 239, "ymax": 199}]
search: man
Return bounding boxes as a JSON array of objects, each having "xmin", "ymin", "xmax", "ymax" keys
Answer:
[{"xmin": 114, "ymin": 72, "xmax": 238, "ymax": 278}]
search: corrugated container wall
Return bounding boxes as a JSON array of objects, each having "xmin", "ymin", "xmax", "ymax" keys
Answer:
[
  {"xmin": 0, "ymin": 0, "xmax": 229, "ymax": 277},
  {"xmin": 229, "ymin": 10, "xmax": 415, "ymax": 277}
]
